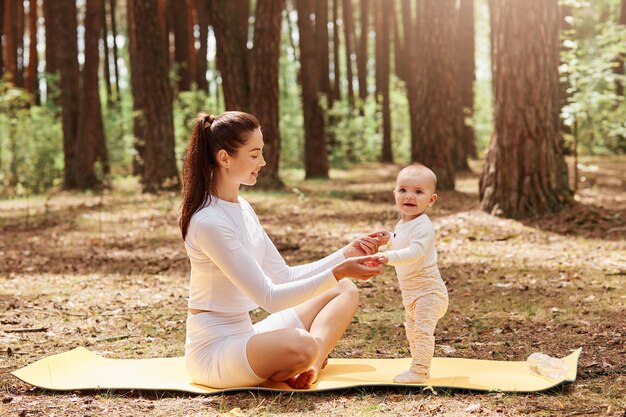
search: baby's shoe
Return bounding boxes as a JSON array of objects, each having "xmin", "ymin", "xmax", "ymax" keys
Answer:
[{"xmin": 393, "ymin": 370, "xmax": 428, "ymax": 384}]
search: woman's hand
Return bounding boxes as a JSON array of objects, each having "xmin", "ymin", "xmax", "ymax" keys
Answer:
[
  {"xmin": 343, "ymin": 231, "xmax": 390, "ymax": 258},
  {"xmin": 332, "ymin": 255, "xmax": 383, "ymax": 281}
]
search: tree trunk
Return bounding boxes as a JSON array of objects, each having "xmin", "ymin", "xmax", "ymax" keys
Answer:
[
  {"xmin": 76, "ymin": 0, "xmax": 108, "ymax": 189},
  {"xmin": 411, "ymin": 0, "xmax": 460, "ymax": 190},
  {"xmin": 195, "ymin": 0, "xmax": 209, "ymax": 91},
  {"xmin": 43, "ymin": 0, "xmax": 59, "ymax": 103},
  {"xmin": 375, "ymin": 0, "xmax": 392, "ymax": 162},
  {"xmin": 251, "ymin": 0, "xmax": 285, "ymax": 188},
  {"xmin": 102, "ymin": 0, "xmax": 113, "ymax": 107},
  {"xmin": 49, "ymin": 0, "xmax": 81, "ymax": 189},
  {"xmin": 172, "ymin": 0, "xmax": 191, "ymax": 92},
  {"xmin": 316, "ymin": 0, "xmax": 330, "ymax": 97},
  {"xmin": 187, "ymin": 0, "xmax": 197, "ymax": 85},
  {"xmin": 615, "ymin": 0, "xmax": 626, "ymax": 97},
  {"xmin": 400, "ymin": 0, "xmax": 419, "ymax": 160},
  {"xmin": 208, "ymin": 0, "xmax": 250, "ymax": 111},
  {"xmin": 127, "ymin": 0, "xmax": 144, "ymax": 176},
  {"xmin": 14, "ymin": 0, "xmax": 24, "ymax": 87},
  {"xmin": 480, "ymin": 0, "xmax": 572, "ymax": 218},
  {"xmin": 3, "ymin": 0, "xmax": 17, "ymax": 84},
  {"xmin": 109, "ymin": 0, "xmax": 121, "ymax": 103},
  {"xmin": 457, "ymin": 0, "xmax": 477, "ymax": 168},
  {"xmin": 342, "ymin": 0, "xmax": 355, "ymax": 109},
  {"xmin": 128, "ymin": 0, "xmax": 179, "ymax": 192},
  {"xmin": 0, "ymin": 0, "xmax": 3, "ymax": 75},
  {"xmin": 331, "ymin": 0, "xmax": 341, "ymax": 105},
  {"xmin": 357, "ymin": 0, "xmax": 369, "ymax": 103},
  {"xmin": 26, "ymin": 0, "xmax": 39, "ymax": 103},
  {"xmin": 297, "ymin": 0, "xmax": 329, "ymax": 179}
]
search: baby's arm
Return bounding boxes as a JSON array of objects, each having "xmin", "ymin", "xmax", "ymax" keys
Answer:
[{"xmin": 380, "ymin": 226, "xmax": 434, "ymax": 267}]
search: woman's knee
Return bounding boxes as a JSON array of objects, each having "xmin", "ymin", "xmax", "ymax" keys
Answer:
[
  {"xmin": 288, "ymin": 329, "xmax": 320, "ymax": 367},
  {"xmin": 338, "ymin": 278, "xmax": 360, "ymax": 305}
]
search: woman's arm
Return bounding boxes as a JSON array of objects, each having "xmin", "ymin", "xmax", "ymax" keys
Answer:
[{"xmin": 193, "ymin": 220, "xmax": 339, "ymax": 313}]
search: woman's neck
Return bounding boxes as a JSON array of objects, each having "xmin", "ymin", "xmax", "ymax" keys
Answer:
[{"xmin": 213, "ymin": 171, "xmax": 240, "ymax": 203}]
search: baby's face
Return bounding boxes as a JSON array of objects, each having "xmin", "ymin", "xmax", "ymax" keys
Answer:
[{"xmin": 393, "ymin": 169, "xmax": 437, "ymax": 221}]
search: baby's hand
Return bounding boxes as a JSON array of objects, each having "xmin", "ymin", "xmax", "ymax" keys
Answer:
[
  {"xmin": 368, "ymin": 231, "xmax": 391, "ymax": 246},
  {"xmin": 378, "ymin": 253, "xmax": 389, "ymax": 264}
]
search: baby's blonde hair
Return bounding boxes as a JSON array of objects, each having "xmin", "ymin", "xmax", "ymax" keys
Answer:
[{"xmin": 398, "ymin": 163, "xmax": 438, "ymax": 191}]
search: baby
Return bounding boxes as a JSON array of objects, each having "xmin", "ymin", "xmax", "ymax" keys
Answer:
[{"xmin": 378, "ymin": 163, "xmax": 449, "ymax": 383}]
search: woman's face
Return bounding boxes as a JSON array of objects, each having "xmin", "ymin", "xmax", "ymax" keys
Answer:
[{"xmin": 228, "ymin": 128, "xmax": 266, "ymax": 186}]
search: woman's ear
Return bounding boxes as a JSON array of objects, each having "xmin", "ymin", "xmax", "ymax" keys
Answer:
[{"xmin": 216, "ymin": 149, "xmax": 230, "ymax": 168}]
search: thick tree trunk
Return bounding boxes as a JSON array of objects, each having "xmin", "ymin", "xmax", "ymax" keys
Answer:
[
  {"xmin": 297, "ymin": 0, "xmax": 329, "ymax": 179},
  {"xmin": 411, "ymin": 0, "xmax": 460, "ymax": 190},
  {"xmin": 316, "ymin": 0, "xmax": 330, "ymax": 97},
  {"xmin": 251, "ymin": 0, "xmax": 285, "ymax": 188},
  {"xmin": 357, "ymin": 0, "xmax": 369, "ymax": 103},
  {"xmin": 128, "ymin": 0, "xmax": 179, "ymax": 192},
  {"xmin": 457, "ymin": 0, "xmax": 477, "ymax": 168},
  {"xmin": 76, "ymin": 0, "xmax": 108, "ymax": 189},
  {"xmin": 50, "ymin": 0, "xmax": 81, "ymax": 189},
  {"xmin": 480, "ymin": 0, "xmax": 572, "ymax": 218},
  {"xmin": 375, "ymin": 0, "xmax": 392, "ymax": 162},
  {"xmin": 208, "ymin": 0, "xmax": 250, "ymax": 110},
  {"xmin": 342, "ymin": 0, "xmax": 355, "ymax": 109},
  {"xmin": 400, "ymin": 0, "xmax": 419, "ymax": 160},
  {"xmin": 26, "ymin": 0, "xmax": 39, "ymax": 103}
]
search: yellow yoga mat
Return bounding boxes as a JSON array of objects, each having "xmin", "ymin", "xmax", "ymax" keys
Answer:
[{"xmin": 11, "ymin": 347, "xmax": 581, "ymax": 394}]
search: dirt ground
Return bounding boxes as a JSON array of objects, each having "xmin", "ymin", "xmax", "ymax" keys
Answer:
[{"xmin": 1, "ymin": 156, "xmax": 624, "ymax": 417}]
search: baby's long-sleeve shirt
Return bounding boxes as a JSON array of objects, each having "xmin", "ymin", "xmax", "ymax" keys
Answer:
[
  {"xmin": 184, "ymin": 196, "xmax": 343, "ymax": 314},
  {"xmin": 381, "ymin": 214, "xmax": 447, "ymax": 306}
]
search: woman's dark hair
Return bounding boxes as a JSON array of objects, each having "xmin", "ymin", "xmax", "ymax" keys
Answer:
[{"xmin": 179, "ymin": 111, "xmax": 260, "ymax": 239}]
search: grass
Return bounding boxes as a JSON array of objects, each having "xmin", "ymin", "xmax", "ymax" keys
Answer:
[{"xmin": 0, "ymin": 158, "xmax": 625, "ymax": 416}]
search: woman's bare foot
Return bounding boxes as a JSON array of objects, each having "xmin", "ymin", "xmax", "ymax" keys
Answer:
[{"xmin": 285, "ymin": 368, "xmax": 316, "ymax": 389}]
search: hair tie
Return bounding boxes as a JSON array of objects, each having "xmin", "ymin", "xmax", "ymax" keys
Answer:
[{"xmin": 204, "ymin": 115, "xmax": 216, "ymax": 130}]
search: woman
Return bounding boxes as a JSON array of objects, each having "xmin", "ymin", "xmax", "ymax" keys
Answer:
[{"xmin": 180, "ymin": 111, "xmax": 386, "ymax": 390}]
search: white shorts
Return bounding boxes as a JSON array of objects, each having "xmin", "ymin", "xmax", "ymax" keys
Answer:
[{"xmin": 185, "ymin": 308, "xmax": 304, "ymax": 388}]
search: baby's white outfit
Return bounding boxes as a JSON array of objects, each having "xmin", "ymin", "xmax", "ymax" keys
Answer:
[
  {"xmin": 382, "ymin": 214, "xmax": 448, "ymax": 381},
  {"xmin": 184, "ymin": 196, "xmax": 344, "ymax": 388}
]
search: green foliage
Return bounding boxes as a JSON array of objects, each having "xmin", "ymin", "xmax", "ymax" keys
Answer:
[
  {"xmin": 0, "ymin": 82, "xmax": 63, "ymax": 197},
  {"xmin": 102, "ymin": 91, "xmax": 136, "ymax": 177},
  {"xmin": 560, "ymin": 1, "xmax": 626, "ymax": 155}
]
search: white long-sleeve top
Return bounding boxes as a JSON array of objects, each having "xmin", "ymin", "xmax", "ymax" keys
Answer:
[
  {"xmin": 184, "ymin": 196, "xmax": 343, "ymax": 314},
  {"xmin": 382, "ymin": 214, "xmax": 447, "ymax": 306}
]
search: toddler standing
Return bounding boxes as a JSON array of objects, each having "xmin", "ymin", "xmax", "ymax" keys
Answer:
[{"xmin": 378, "ymin": 163, "xmax": 449, "ymax": 383}]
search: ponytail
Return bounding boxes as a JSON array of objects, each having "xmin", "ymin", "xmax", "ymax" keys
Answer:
[{"xmin": 179, "ymin": 111, "xmax": 260, "ymax": 240}]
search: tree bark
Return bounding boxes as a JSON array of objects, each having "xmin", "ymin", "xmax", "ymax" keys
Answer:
[
  {"xmin": 316, "ymin": 0, "xmax": 330, "ymax": 97},
  {"xmin": 411, "ymin": 0, "xmax": 460, "ymax": 190},
  {"xmin": 375, "ymin": 0, "xmax": 392, "ymax": 162},
  {"xmin": 480, "ymin": 0, "xmax": 572, "ymax": 218},
  {"xmin": 195, "ymin": 0, "xmax": 209, "ymax": 91},
  {"xmin": 357, "ymin": 0, "xmax": 369, "ymax": 103},
  {"xmin": 102, "ymin": 0, "xmax": 113, "ymax": 106},
  {"xmin": 26, "ymin": 0, "xmax": 39, "ymax": 103},
  {"xmin": 208, "ymin": 0, "xmax": 250, "ymax": 110},
  {"xmin": 342, "ymin": 0, "xmax": 355, "ymax": 109},
  {"xmin": 297, "ymin": 0, "xmax": 329, "ymax": 179},
  {"xmin": 457, "ymin": 0, "xmax": 477, "ymax": 168},
  {"xmin": 0, "ymin": 0, "xmax": 4, "ymax": 75},
  {"xmin": 614, "ymin": 0, "xmax": 626, "ymax": 97},
  {"xmin": 3, "ymin": 0, "xmax": 17, "ymax": 84},
  {"xmin": 251, "ymin": 0, "xmax": 285, "ymax": 188},
  {"xmin": 128, "ymin": 0, "xmax": 179, "ymax": 192},
  {"xmin": 109, "ymin": 0, "xmax": 121, "ymax": 103},
  {"xmin": 76, "ymin": 0, "xmax": 108, "ymax": 189},
  {"xmin": 172, "ymin": 0, "xmax": 191, "ymax": 92},
  {"xmin": 15, "ymin": 0, "xmax": 24, "ymax": 87},
  {"xmin": 49, "ymin": 0, "xmax": 81, "ymax": 189}
]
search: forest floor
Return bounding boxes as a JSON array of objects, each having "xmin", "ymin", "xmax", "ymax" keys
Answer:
[{"xmin": 0, "ymin": 156, "xmax": 624, "ymax": 417}]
